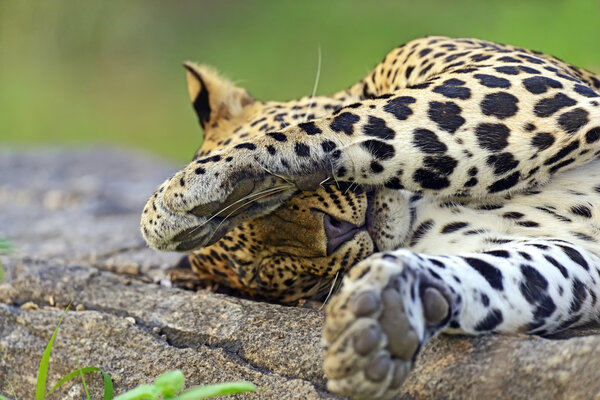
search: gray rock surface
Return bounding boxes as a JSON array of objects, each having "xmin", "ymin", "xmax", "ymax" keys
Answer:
[{"xmin": 1, "ymin": 148, "xmax": 600, "ymax": 399}]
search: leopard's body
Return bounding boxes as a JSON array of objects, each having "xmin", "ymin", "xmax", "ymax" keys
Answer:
[{"xmin": 141, "ymin": 36, "xmax": 600, "ymax": 398}]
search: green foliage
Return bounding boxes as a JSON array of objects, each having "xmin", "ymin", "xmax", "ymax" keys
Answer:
[
  {"xmin": 112, "ymin": 371, "xmax": 256, "ymax": 400},
  {"xmin": 0, "ymin": 305, "xmax": 257, "ymax": 399},
  {"xmin": 1, "ymin": 1, "xmax": 599, "ymax": 161},
  {"xmin": 0, "ymin": 238, "xmax": 12, "ymax": 283},
  {"xmin": 0, "ymin": 248, "xmax": 253, "ymax": 400},
  {"xmin": 0, "ymin": 239, "xmax": 10, "ymax": 253},
  {"xmin": 46, "ymin": 367, "xmax": 113, "ymax": 400}
]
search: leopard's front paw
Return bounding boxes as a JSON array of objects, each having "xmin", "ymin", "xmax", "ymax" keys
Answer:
[
  {"xmin": 141, "ymin": 147, "xmax": 329, "ymax": 252},
  {"xmin": 323, "ymin": 254, "xmax": 451, "ymax": 399}
]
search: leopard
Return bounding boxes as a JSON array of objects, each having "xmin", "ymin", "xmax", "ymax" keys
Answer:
[{"xmin": 141, "ymin": 36, "xmax": 600, "ymax": 399}]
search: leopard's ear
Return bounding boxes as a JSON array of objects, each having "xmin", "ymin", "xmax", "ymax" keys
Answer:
[{"xmin": 183, "ymin": 62, "xmax": 255, "ymax": 130}]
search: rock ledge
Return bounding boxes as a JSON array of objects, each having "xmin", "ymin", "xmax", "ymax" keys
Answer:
[{"xmin": 1, "ymin": 148, "xmax": 599, "ymax": 399}]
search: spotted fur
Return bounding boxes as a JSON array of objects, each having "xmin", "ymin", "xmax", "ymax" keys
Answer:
[{"xmin": 141, "ymin": 36, "xmax": 600, "ymax": 398}]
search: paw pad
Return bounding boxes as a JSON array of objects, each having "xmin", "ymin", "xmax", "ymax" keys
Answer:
[
  {"xmin": 423, "ymin": 286, "xmax": 449, "ymax": 325},
  {"xmin": 324, "ymin": 256, "xmax": 452, "ymax": 398},
  {"xmin": 353, "ymin": 325, "xmax": 383, "ymax": 356},
  {"xmin": 379, "ymin": 288, "xmax": 418, "ymax": 360},
  {"xmin": 365, "ymin": 353, "xmax": 392, "ymax": 382},
  {"xmin": 389, "ymin": 360, "xmax": 411, "ymax": 390},
  {"xmin": 352, "ymin": 291, "xmax": 380, "ymax": 317}
]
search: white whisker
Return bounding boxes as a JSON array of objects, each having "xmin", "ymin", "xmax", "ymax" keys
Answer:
[
  {"xmin": 303, "ymin": 45, "xmax": 322, "ymax": 122},
  {"xmin": 329, "ymin": 159, "xmax": 340, "ymax": 189},
  {"xmin": 256, "ymin": 162, "xmax": 293, "ymax": 185},
  {"xmin": 203, "ymin": 185, "xmax": 292, "ymax": 244},
  {"xmin": 320, "ymin": 270, "xmax": 341, "ymax": 309},
  {"xmin": 344, "ymin": 181, "xmax": 357, "ymax": 195},
  {"xmin": 187, "ymin": 184, "xmax": 295, "ymax": 235}
]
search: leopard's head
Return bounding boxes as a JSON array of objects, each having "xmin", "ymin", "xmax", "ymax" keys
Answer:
[{"xmin": 156, "ymin": 64, "xmax": 411, "ymax": 302}]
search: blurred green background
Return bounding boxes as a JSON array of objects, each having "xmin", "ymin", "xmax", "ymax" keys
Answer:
[{"xmin": 1, "ymin": 0, "xmax": 599, "ymax": 161}]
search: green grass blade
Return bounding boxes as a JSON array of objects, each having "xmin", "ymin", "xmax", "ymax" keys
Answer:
[
  {"xmin": 46, "ymin": 366, "xmax": 114, "ymax": 400},
  {"xmin": 69, "ymin": 338, "xmax": 91, "ymax": 399},
  {"xmin": 0, "ymin": 394, "xmax": 9, "ymax": 400},
  {"xmin": 175, "ymin": 381, "xmax": 257, "ymax": 400},
  {"xmin": 35, "ymin": 305, "xmax": 70, "ymax": 400},
  {"xmin": 8, "ymin": 380, "xmax": 19, "ymax": 400},
  {"xmin": 103, "ymin": 371, "xmax": 115, "ymax": 400}
]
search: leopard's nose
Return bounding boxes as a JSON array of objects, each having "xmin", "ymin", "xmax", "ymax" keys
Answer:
[{"xmin": 323, "ymin": 214, "xmax": 359, "ymax": 255}]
